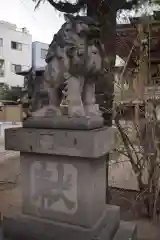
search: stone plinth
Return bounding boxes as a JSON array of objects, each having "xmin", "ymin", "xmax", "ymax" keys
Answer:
[
  {"xmin": 5, "ymin": 126, "xmax": 115, "ymax": 158},
  {"xmin": 3, "ymin": 126, "xmax": 137, "ymax": 240},
  {"xmin": 5, "ymin": 127, "xmax": 114, "ymax": 228}
]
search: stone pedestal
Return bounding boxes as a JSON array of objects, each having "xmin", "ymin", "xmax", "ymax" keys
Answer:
[{"xmin": 3, "ymin": 126, "xmax": 137, "ymax": 240}]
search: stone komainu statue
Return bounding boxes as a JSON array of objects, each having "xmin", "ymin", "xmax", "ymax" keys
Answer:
[{"xmin": 34, "ymin": 14, "xmax": 105, "ymax": 118}]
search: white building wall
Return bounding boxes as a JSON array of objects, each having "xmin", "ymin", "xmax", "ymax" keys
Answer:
[
  {"xmin": 32, "ymin": 41, "xmax": 49, "ymax": 69},
  {"xmin": 0, "ymin": 21, "xmax": 32, "ymax": 87}
]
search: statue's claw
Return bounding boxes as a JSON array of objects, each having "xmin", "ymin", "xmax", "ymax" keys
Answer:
[
  {"xmin": 32, "ymin": 105, "xmax": 62, "ymax": 117},
  {"xmin": 84, "ymin": 105, "xmax": 102, "ymax": 117},
  {"xmin": 45, "ymin": 105, "xmax": 62, "ymax": 117},
  {"xmin": 68, "ymin": 106, "xmax": 85, "ymax": 118}
]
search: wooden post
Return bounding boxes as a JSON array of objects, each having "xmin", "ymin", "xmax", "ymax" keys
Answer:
[{"xmin": 134, "ymin": 20, "xmax": 148, "ymax": 127}]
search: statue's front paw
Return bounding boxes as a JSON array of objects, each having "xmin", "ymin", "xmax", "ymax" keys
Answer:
[
  {"xmin": 45, "ymin": 105, "xmax": 62, "ymax": 117},
  {"xmin": 85, "ymin": 105, "xmax": 102, "ymax": 117},
  {"xmin": 32, "ymin": 106, "xmax": 62, "ymax": 117},
  {"xmin": 68, "ymin": 106, "xmax": 85, "ymax": 117}
]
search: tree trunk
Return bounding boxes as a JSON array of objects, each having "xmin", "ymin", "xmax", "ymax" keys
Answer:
[{"xmin": 86, "ymin": 2, "xmax": 116, "ymax": 203}]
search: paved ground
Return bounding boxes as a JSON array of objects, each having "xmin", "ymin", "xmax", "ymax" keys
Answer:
[
  {"xmin": 0, "ymin": 155, "xmax": 21, "ymax": 214},
  {"xmin": 136, "ymin": 220, "xmax": 160, "ymax": 240},
  {"xmin": 0, "ymin": 136, "xmax": 21, "ymax": 213},
  {"xmin": 109, "ymin": 157, "xmax": 139, "ymax": 191}
]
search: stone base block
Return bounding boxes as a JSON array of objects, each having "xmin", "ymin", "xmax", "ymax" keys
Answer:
[
  {"xmin": 23, "ymin": 116, "xmax": 104, "ymax": 130},
  {"xmin": 5, "ymin": 127, "xmax": 115, "ymax": 158},
  {"xmin": 113, "ymin": 221, "xmax": 137, "ymax": 240},
  {"xmin": 3, "ymin": 205, "xmax": 120, "ymax": 240}
]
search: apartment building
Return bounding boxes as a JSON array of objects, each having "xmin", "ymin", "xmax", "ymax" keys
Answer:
[
  {"xmin": 32, "ymin": 41, "xmax": 49, "ymax": 69},
  {"xmin": 0, "ymin": 21, "xmax": 32, "ymax": 87}
]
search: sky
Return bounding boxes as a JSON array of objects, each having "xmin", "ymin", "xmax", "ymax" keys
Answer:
[
  {"xmin": 0, "ymin": 0, "xmax": 65, "ymax": 44},
  {"xmin": 1, "ymin": 1, "xmax": 160, "ymax": 43},
  {"xmin": 0, "ymin": 0, "xmax": 123, "ymax": 67}
]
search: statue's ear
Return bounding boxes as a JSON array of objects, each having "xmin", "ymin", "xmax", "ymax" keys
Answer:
[
  {"xmin": 64, "ymin": 14, "xmax": 72, "ymax": 23},
  {"xmin": 101, "ymin": 44, "xmax": 105, "ymax": 52}
]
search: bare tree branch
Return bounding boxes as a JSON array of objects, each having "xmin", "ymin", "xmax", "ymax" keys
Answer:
[
  {"xmin": 116, "ymin": 0, "xmax": 139, "ymax": 10},
  {"xmin": 40, "ymin": 0, "xmax": 86, "ymax": 13}
]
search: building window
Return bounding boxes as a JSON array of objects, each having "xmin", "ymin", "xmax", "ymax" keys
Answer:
[
  {"xmin": 0, "ymin": 38, "xmax": 3, "ymax": 47},
  {"xmin": 0, "ymin": 60, "xmax": 4, "ymax": 77},
  {"xmin": 11, "ymin": 41, "xmax": 22, "ymax": 51},
  {"xmin": 41, "ymin": 48, "xmax": 47, "ymax": 59},
  {"xmin": 11, "ymin": 64, "xmax": 22, "ymax": 73}
]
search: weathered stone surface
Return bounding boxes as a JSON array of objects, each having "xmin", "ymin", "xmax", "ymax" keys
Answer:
[
  {"xmin": 3, "ymin": 205, "xmax": 120, "ymax": 240},
  {"xmin": 23, "ymin": 116, "xmax": 104, "ymax": 130},
  {"xmin": 21, "ymin": 153, "xmax": 106, "ymax": 227},
  {"xmin": 5, "ymin": 127, "xmax": 115, "ymax": 158}
]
